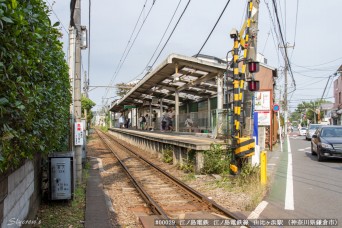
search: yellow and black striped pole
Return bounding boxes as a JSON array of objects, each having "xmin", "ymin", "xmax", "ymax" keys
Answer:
[
  {"xmin": 229, "ymin": 0, "xmax": 255, "ymax": 175},
  {"xmin": 229, "ymin": 36, "xmax": 240, "ymax": 175}
]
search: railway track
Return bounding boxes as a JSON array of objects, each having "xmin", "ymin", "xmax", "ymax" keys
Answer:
[{"xmin": 96, "ymin": 129, "xmax": 250, "ymax": 227}]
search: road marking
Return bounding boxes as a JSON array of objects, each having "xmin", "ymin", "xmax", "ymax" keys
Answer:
[
  {"xmin": 297, "ymin": 149, "xmax": 305, "ymax": 151},
  {"xmin": 285, "ymin": 135, "xmax": 294, "ymax": 210},
  {"xmin": 247, "ymin": 200, "xmax": 268, "ymax": 219}
]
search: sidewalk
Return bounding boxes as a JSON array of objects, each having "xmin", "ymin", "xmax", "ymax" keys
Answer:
[
  {"xmin": 266, "ymin": 138, "xmax": 288, "ymax": 184},
  {"xmin": 85, "ymin": 157, "xmax": 112, "ymax": 228}
]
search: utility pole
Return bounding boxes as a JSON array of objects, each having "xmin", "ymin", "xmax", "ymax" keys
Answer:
[
  {"xmin": 83, "ymin": 71, "xmax": 88, "ymax": 131},
  {"xmin": 279, "ymin": 43, "xmax": 294, "ymax": 137},
  {"xmin": 244, "ymin": 0, "xmax": 260, "ymax": 137},
  {"xmin": 68, "ymin": 28, "xmax": 76, "ymax": 153},
  {"xmin": 74, "ymin": 0, "xmax": 82, "ymax": 184}
]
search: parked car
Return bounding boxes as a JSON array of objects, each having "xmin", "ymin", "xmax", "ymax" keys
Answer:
[
  {"xmin": 311, "ymin": 125, "xmax": 342, "ymax": 162},
  {"xmin": 306, "ymin": 124, "xmax": 322, "ymax": 140},
  {"xmin": 299, "ymin": 127, "xmax": 307, "ymax": 136}
]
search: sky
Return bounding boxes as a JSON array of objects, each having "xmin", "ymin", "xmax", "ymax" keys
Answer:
[{"xmin": 45, "ymin": 0, "xmax": 342, "ymax": 112}]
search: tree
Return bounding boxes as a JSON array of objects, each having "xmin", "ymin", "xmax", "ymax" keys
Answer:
[
  {"xmin": 291, "ymin": 100, "xmax": 330, "ymax": 126},
  {"xmin": 81, "ymin": 96, "xmax": 96, "ymax": 128},
  {"xmin": 115, "ymin": 80, "xmax": 139, "ymax": 97}
]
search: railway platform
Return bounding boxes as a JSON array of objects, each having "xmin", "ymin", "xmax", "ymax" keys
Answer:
[{"xmin": 108, "ymin": 127, "xmax": 227, "ymax": 173}]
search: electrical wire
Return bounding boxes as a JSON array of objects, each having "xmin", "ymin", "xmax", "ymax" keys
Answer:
[
  {"xmin": 46, "ymin": 0, "xmax": 68, "ymax": 34},
  {"xmin": 116, "ymin": 0, "xmax": 157, "ymax": 75},
  {"xmin": 292, "ymin": 72, "xmax": 332, "ymax": 79},
  {"xmin": 103, "ymin": 0, "xmax": 154, "ymax": 106},
  {"xmin": 264, "ymin": 0, "xmax": 283, "ymax": 66},
  {"xmin": 261, "ymin": 31, "xmax": 270, "ymax": 54},
  {"xmin": 196, "ymin": 0, "xmax": 232, "ymax": 56},
  {"xmin": 292, "ymin": 57, "xmax": 342, "ymax": 68},
  {"xmin": 321, "ymin": 73, "xmax": 339, "ymax": 100},
  {"xmin": 291, "ymin": 0, "xmax": 299, "ymax": 50},
  {"xmin": 272, "ymin": 0, "xmax": 296, "ymax": 89},
  {"xmin": 324, "ymin": 75, "xmax": 335, "ymax": 100},
  {"xmin": 103, "ymin": 0, "xmax": 148, "ymax": 99},
  {"xmin": 150, "ymin": 0, "xmax": 192, "ymax": 68},
  {"xmin": 134, "ymin": 0, "xmax": 183, "ymax": 81}
]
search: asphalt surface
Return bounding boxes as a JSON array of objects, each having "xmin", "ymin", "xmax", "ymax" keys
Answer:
[{"xmin": 259, "ymin": 130, "xmax": 342, "ymax": 225}]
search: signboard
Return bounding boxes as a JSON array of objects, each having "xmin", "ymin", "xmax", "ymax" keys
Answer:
[
  {"xmin": 258, "ymin": 127, "xmax": 266, "ymax": 150},
  {"xmin": 257, "ymin": 111, "xmax": 271, "ymax": 126},
  {"xmin": 75, "ymin": 122, "xmax": 84, "ymax": 145},
  {"xmin": 273, "ymin": 104, "xmax": 280, "ymax": 112},
  {"xmin": 124, "ymin": 105, "xmax": 136, "ymax": 109},
  {"xmin": 255, "ymin": 91, "xmax": 271, "ymax": 111}
]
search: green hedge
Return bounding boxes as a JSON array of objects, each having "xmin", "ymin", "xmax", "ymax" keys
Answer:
[{"xmin": 0, "ymin": 0, "xmax": 71, "ymax": 172}]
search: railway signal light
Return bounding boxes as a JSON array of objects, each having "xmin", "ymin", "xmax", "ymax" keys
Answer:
[
  {"xmin": 248, "ymin": 80, "xmax": 260, "ymax": 91},
  {"xmin": 248, "ymin": 61, "xmax": 259, "ymax": 73}
]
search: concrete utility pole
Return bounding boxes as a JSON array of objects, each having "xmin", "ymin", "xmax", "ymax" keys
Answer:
[
  {"xmin": 279, "ymin": 43, "xmax": 294, "ymax": 137},
  {"xmin": 244, "ymin": 0, "xmax": 260, "ymax": 137},
  {"xmin": 69, "ymin": 28, "xmax": 76, "ymax": 153},
  {"xmin": 74, "ymin": 0, "xmax": 82, "ymax": 184},
  {"xmin": 83, "ymin": 71, "xmax": 88, "ymax": 131}
]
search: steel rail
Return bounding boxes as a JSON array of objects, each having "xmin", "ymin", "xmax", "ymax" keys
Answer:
[
  {"xmin": 95, "ymin": 129, "xmax": 173, "ymax": 225},
  {"xmin": 104, "ymin": 129, "xmax": 249, "ymax": 224}
]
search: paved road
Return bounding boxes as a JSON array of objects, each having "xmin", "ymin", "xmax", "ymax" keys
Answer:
[{"xmin": 258, "ymin": 131, "xmax": 342, "ymax": 225}]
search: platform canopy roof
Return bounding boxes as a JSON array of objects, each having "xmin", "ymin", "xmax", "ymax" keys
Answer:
[{"xmin": 110, "ymin": 54, "xmax": 228, "ymax": 112}]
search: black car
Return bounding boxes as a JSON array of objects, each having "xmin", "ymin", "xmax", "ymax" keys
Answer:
[{"xmin": 311, "ymin": 126, "xmax": 342, "ymax": 162}]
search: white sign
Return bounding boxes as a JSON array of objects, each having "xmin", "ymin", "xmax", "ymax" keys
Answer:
[
  {"xmin": 257, "ymin": 111, "xmax": 271, "ymax": 126},
  {"xmin": 75, "ymin": 122, "xmax": 84, "ymax": 145},
  {"xmin": 255, "ymin": 91, "xmax": 271, "ymax": 111},
  {"xmin": 258, "ymin": 127, "xmax": 266, "ymax": 150}
]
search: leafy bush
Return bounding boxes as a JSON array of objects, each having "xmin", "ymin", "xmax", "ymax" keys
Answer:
[
  {"xmin": 178, "ymin": 150, "xmax": 195, "ymax": 173},
  {"xmin": 0, "ymin": 0, "xmax": 71, "ymax": 172},
  {"xmin": 201, "ymin": 144, "xmax": 230, "ymax": 174},
  {"xmin": 162, "ymin": 147, "xmax": 173, "ymax": 164}
]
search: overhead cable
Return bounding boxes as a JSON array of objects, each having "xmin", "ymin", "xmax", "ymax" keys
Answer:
[
  {"xmin": 135, "ymin": 0, "xmax": 183, "ymax": 80},
  {"xmin": 150, "ymin": 0, "xmax": 192, "ymax": 68},
  {"xmin": 103, "ymin": 0, "xmax": 148, "ymax": 100},
  {"xmin": 196, "ymin": 0, "xmax": 232, "ymax": 56},
  {"xmin": 46, "ymin": 0, "xmax": 68, "ymax": 34},
  {"xmin": 272, "ymin": 0, "xmax": 296, "ymax": 89}
]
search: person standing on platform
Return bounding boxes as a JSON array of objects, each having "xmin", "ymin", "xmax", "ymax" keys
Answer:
[
  {"xmin": 185, "ymin": 115, "xmax": 193, "ymax": 132},
  {"xmin": 125, "ymin": 118, "xmax": 130, "ymax": 128},
  {"xmin": 139, "ymin": 115, "xmax": 145, "ymax": 130},
  {"xmin": 151, "ymin": 110, "xmax": 157, "ymax": 131},
  {"xmin": 144, "ymin": 114, "xmax": 149, "ymax": 130},
  {"xmin": 119, "ymin": 113, "xmax": 125, "ymax": 128},
  {"xmin": 168, "ymin": 109, "xmax": 173, "ymax": 131},
  {"xmin": 161, "ymin": 109, "xmax": 167, "ymax": 132}
]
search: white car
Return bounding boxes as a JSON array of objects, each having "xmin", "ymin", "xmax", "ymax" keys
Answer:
[
  {"xmin": 299, "ymin": 127, "xmax": 307, "ymax": 136},
  {"xmin": 306, "ymin": 124, "xmax": 322, "ymax": 140}
]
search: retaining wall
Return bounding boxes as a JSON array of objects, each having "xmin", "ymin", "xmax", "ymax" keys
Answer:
[{"xmin": 0, "ymin": 156, "xmax": 41, "ymax": 227}]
